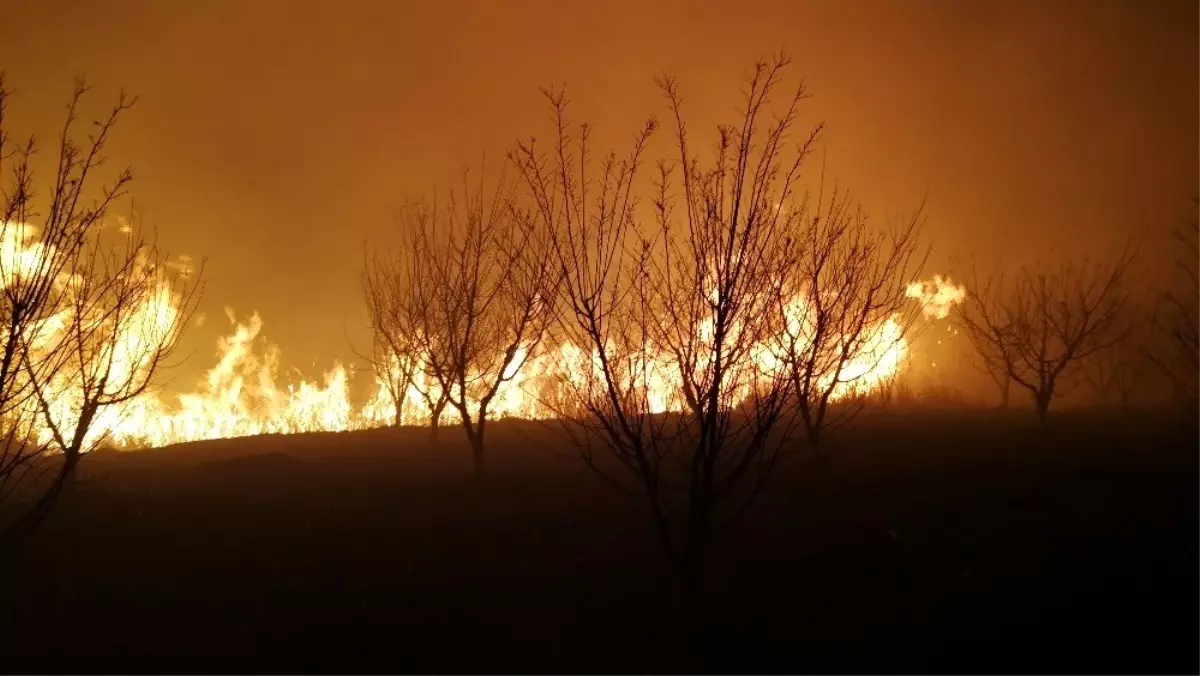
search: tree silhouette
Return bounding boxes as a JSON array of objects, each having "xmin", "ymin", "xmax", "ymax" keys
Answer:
[
  {"xmin": 362, "ymin": 244, "xmax": 449, "ymax": 434},
  {"xmin": 957, "ymin": 246, "xmax": 1136, "ymax": 425},
  {"xmin": 392, "ymin": 166, "xmax": 557, "ymax": 473},
  {"xmin": 773, "ymin": 189, "xmax": 926, "ymax": 449},
  {"xmin": 513, "ymin": 54, "xmax": 823, "ymax": 609},
  {"xmin": 0, "ymin": 77, "xmax": 200, "ymax": 551}
]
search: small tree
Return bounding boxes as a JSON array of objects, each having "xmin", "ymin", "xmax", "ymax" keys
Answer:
[
  {"xmin": 362, "ymin": 247, "xmax": 426, "ymax": 428},
  {"xmin": 0, "ymin": 77, "xmax": 200, "ymax": 550},
  {"xmin": 513, "ymin": 55, "xmax": 818, "ymax": 609},
  {"xmin": 774, "ymin": 189, "xmax": 927, "ymax": 449},
  {"xmin": 397, "ymin": 167, "xmax": 557, "ymax": 473},
  {"xmin": 957, "ymin": 247, "xmax": 1136, "ymax": 425}
]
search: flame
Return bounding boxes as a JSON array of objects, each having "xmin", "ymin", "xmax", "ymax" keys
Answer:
[
  {"xmin": 120, "ymin": 312, "xmax": 359, "ymax": 446},
  {"xmin": 906, "ymin": 275, "xmax": 967, "ymax": 319},
  {"xmin": 2, "ymin": 221, "xmax": 966, "ymax": 449},
  {"xmin": 0, "ymin": 221, "xmax": 187, "ymax": 451}
]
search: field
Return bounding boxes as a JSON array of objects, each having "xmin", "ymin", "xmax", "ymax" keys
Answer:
[{"xmin": 1, "ymin": 409, "xmax": 1195, "ymax": 673}]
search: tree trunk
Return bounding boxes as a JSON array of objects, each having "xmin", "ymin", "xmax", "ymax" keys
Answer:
[
  {"xmin": 470, "ymin": 436, "xmax": 485, "ymax": 476},
  {"xmin": 1035, "ymin": 390, "xmax": 1051, "ymax": 426},
  {"xmin": 999, "ymin": 378, "xmax": 1010, "ymax": 408},
  {"xmin": 0, "ymin": 451, "xmax": 81, "ymax": 554},
  {"xmin": 429, "ymin": 399, "xmax": 447, "ymax": 443}
]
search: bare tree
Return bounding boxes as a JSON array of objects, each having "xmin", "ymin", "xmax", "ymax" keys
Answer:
[
  {"xmin": 1148, "ymin": 214, "xmax": 1198, "ymax": 412},
  {"xmin": 394, "ymin": 166, "xmax": 557, "ymax": 473},
  {"xmin": 22, "ymin": 223, "xmax": 200, "ymax": 531},
  {"xmin": 369, "ymin": 337, "xmax": 417, "ymax": 428},
  {"xmin": 774, "ymin": 189, "xmax": 927, "ymax": 449},
  {"xmin": 362, "ymin": 242, "xmax": 452, "ymax": 437},
  {"xmin": 362, "ymin": 248, "xmax": 418, "ymax": 426},
  {"xmin": 0, "ymin": 77, "xmax": 201, "ymax": 551},
  {"xmin": 413, "ymin": 365, "xmax": 452, "ymax": 441},
  {"xmin": 512, "ymin": 55, "xmax": 819, "ymax": 609},
  {"xmin": 957, "ymin": 247, "xmax": 1136, "ymax": 425}
]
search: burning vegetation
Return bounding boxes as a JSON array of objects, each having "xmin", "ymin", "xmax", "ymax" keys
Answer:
[
  {"xmin": 0, "ymin": 57, "xmax": 983, "ymax": 599},
  {"xmin": 2, "ymin": 58, "xmax": 1193, "ymax": 464},
  {"xmin": 0, "ymin": 61, "xmax": 976, "ymax": 462},
  {"xmin": 0, "ymin": 57, "xmax": 1194, "ymax": 577},
  {"xmin": 0, "ymin": 1, "xmax": 1194, "ymax": 668}
]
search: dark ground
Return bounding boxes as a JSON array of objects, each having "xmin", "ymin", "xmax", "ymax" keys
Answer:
[{"xmin": 0, "ymin": 408, "xmax": 1195, "ymax": 673}]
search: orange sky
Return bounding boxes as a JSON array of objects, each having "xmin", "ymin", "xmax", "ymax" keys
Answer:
[{"xmin": 2, "ymin": 0, "xmax": 1196, "ymax": 386}]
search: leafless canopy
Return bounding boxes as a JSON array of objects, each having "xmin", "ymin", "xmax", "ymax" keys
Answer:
[
  {"xmin": 0, "ymin": 77, "xmax": 201, "ymax": 551},
  {"xmin": 362, "ymin": 245, "xmax": 422, "ymax": 428},
  {"xmin": 775, "ymin": 188, "xmax": 927, "ymax": 447},
  {"xmin": 957, "ymin": 246, "xmax": 1136, "ymax": 425},
  {"xmin": 513, "ymin": 54, "xmax": 828, "ymax": 606},
  {"xmin": 391, "ymin": 165, "xmax": 558, "ymax": 473}
]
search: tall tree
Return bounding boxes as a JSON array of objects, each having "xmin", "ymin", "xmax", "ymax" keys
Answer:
[{"xmin": 513, "ymin": 54, "xmax": 821, "ymax": 609}]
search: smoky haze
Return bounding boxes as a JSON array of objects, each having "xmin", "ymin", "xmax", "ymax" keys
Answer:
[{"xmin": 1, "ymin": 0, "xmax": 1195, "ymax": 391}]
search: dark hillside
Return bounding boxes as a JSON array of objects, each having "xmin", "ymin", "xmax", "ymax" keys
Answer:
[{"xmin": 1, "ymin": 410, "xmax": 1194, "ymax": 673}]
